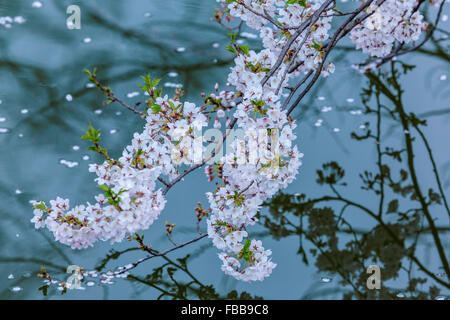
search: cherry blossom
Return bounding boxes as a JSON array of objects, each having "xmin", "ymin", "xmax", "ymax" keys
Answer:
[{"xmin": 31, "ymin": 0, "xmax": 439, "ymax": 282}]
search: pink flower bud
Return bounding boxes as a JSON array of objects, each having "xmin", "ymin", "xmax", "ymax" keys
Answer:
[{"xmin": 214, "ymin": 118, "xmax": 221, "ymax": 129}]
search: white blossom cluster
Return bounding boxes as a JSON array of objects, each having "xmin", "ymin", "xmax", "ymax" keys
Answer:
[
  {"xmin": 30, "ymin": 97, "xmax": 208, "ymax": 249},
  {"xmin": 209, "ymin": 0, "xmax": 435, "ymax": 282},
  {"xmin": 227, "ymin": 0, "xmax": 336, "ymax": 77},
  {"xmin": 204, "ymin": 0, "xmax": 344, "ymax": 281},
  {"xmin": 350, "ymin": 0, "xmax": 427, "ymax": 57},
  {"xmin": 30, "ymin": 0, "xmax": 437, "ymax": 282}
]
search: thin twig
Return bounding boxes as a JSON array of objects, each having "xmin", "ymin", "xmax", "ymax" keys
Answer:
[{"xmin": 117, "ymin": 234, "xmax": 208, "ymax": 275}]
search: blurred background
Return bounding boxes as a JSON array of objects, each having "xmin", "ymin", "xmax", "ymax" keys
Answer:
[{"xmin": 0, "ymin": 0, "xmax": 449, "ymax": 299}]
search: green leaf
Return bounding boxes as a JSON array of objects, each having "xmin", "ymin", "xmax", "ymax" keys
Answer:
[
  {"xmin": 97, "ymin": 185, "xmax": 110, "ymax": 192},
  {"xmin": 239, "ymin": 44, "xmax": 249, "ymax": 55},
  {"xmin": 81, "ymin": 123, "xmax": 101, "ymax": 143},
  {"xmin": 225, "ymin": 44, "xmax": 238, "ymax": 56},
  {"xmin": 139, "ymin": 74, "xmax": 160, "ymax": 92},
  {"xmin": 243, "ymin": 239, "xmax": 251, "ymax": 251},
  {"xmin": 152, "ymin": 79, "xmax": 161, "ymax": 87},
  {"xmin": 33, "ymin": 201, "xmax": 47, "ymax": 211},
  {"xmin": 286, "ymin": 0, "xmax": 305, "ymax": 7},
  {"xmin": 167, "ymin": 100, "xmax": 176, "ymax": 111},
  {"xmin": 310, "ymin": 40, "xmax": 322, "ymax": 50},
  {"xmin": 228, "ymin": 31, "xmax": 237, "ymax": 42},
  {"xmin": 151, "ymin": 104, "xmax": 161, "ymax": 114}
]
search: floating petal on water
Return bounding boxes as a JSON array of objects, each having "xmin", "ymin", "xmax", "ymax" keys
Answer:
[
  {"xmin": 22, "ymin": 271, "xmax": 32, "ymax": 278},
  {"xmin": 126, "ymin": 92, "xmax": 139, "ymax": 98},
  {"xmin": 60, "ymin": 159, "xmax": 79, "ymax": 168},
  {"xmin": 31, "ymin": 1, "xmax": 42, "ymax": 8}
]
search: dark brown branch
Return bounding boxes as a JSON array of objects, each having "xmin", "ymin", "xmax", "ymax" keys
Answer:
[{"xmin": 116, "ymin": 233, "xmax": 208, "ymax": 275}]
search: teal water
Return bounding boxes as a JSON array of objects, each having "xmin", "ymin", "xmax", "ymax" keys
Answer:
[{"xmin": 0, "ymin": 0, "xmax": 449, "ymax": 299}]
